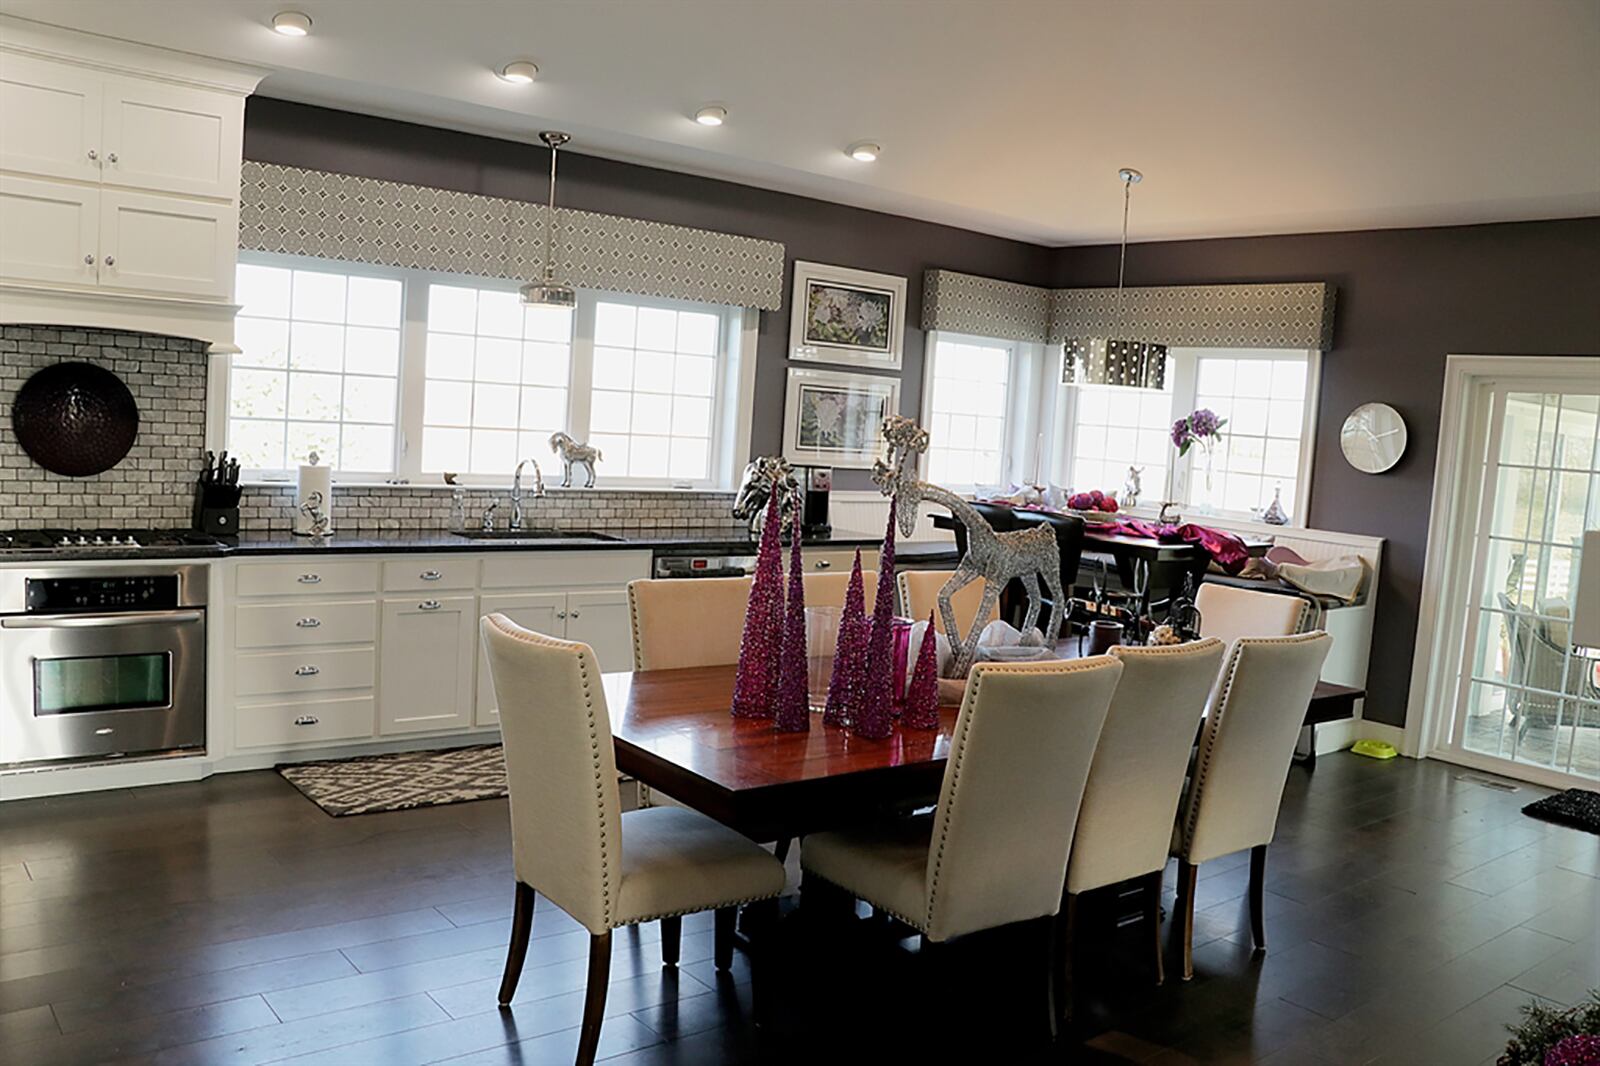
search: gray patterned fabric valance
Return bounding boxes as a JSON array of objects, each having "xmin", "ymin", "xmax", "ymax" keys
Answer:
[
  {"xmin": 1047, "ymin": 282, "xmax": 1336, "ymax": 349},
  {"xmin": 922, "ymin": 270, "xmax": 1336, "ymax": 350},
  {"xmin": 239, "ymin": 161, "xmax": 787, "ymax": 311},
  {"xmin": 921, "ymin": 270, "xmax": 1052, "ymax": 343}
]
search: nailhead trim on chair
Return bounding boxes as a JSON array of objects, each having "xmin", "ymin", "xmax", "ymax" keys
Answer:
[
  {"xmin": 1178, "ymin": 632, "xmax": 1325, "ymax": 856},
  {"xmin": 924, "ymin": 656, "xmax": 1120, "ymax": 935},
  {"xmin": 627, "ymin": 581, "xmax": 646, "ymax": 671}
]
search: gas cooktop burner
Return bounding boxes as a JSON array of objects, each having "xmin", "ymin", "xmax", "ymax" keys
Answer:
[{"xmin": 0, "ymin": 529, "xmax": 226, "ymax": 553}]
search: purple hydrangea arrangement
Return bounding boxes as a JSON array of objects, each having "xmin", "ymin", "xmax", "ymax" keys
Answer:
[{"xmin": 1171, "ymin": 408, "xmax": 1227, "ymax": 456}]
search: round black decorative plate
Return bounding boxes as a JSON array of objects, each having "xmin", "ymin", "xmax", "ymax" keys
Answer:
[{"xmin": 11, "ymin": 362, "xmax": 140, "ymax": 477}]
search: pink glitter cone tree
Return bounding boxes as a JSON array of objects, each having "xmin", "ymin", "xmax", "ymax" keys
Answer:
[
  {"xmin": 731, "ymin": 483, "xmax": 785, "ymax": 718},
  {"xmin": 774, "ymin": 511, "xmax": 811, "ymax": 732},
  {"xmin": 854, "ymin": 498, "xmax": 899, "ymax": 739},
  {"xmin": 823, "ymin": 549, "xmax": 868, "ymax": 727},
  {"xmin": 902, "ymin": 612, "xmax": 941, "ymax": 730}
]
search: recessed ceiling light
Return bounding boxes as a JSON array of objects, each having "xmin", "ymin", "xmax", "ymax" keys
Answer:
[
  {"xmin": 694, "ymin": 106, "xmax": 727, "ymax": 127},
  {"xmin": 271, "ymin": 11, "xmax": 312, "ymax": 36},
  {"xmin": 498, "ymin": 61, "xmax": 539, "ymax": 84},
  {"xmin": 848, "ymin": 142, "xmax": 881, "ymax": 163}
]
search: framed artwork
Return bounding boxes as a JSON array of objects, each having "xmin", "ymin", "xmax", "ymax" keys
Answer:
[
  {"xmin": 782, "ymin": 367, "xmax": 901, "ymax": 469},
  {"xmin": 788, "ymin": 261, "xmax": 906, "ymax": 370}
]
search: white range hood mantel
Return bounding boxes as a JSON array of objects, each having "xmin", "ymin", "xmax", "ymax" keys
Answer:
[{"xmin": 0, "ymin": 16, "xmax": 264, "ymax": 351}]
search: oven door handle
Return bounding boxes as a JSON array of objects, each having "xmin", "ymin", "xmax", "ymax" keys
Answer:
[{"xmin": 0, "ymin": 609, "xmax": 204, "ymax": 629}]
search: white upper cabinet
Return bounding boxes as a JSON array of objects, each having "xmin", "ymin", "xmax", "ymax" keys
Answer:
[
  {"xmin": 0, "ymin": 52, "xmax": 101, "ymax": 183},
  {"xmin": 101, "ymin": 75, "xmax": 242, "ymax": 200},
  {"xmin": 0, "ymin": 17, "xmax": 263, "ymax": 344}
]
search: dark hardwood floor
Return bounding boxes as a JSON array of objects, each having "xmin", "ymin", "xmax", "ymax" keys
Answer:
[{"xmin": 1, "ymin": 754, "xmax": 1594, "ymax": 1065}]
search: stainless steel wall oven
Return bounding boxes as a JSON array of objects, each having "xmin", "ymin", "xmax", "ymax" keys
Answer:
[{"xmin": 1, "ymin": 564, "xmax": 207, "ymax": 768}]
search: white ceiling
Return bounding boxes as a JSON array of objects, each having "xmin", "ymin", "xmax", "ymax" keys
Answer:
[{"xmin": 7, "ymin": 0, "xmax": 1599, "ymax": 245}]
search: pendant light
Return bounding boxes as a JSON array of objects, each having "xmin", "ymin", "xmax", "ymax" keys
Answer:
[
  {"xmin": 1061, "ymin": 167, "xmax": 1167, "ymax": 391},
  {"xmin": 520, "ymin": 131, "xmax": 576, "ymax": 308}
]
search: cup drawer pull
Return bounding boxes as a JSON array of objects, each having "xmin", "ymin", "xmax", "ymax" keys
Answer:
[
  {"xmin": 293, "ymin": 715, "xmax": 320, "ymax": 727},
  {"xmin": 419, "ymin": 600, "xmax": 442, "ymax": 611},
  {"xmin": 294, "ymin": 665, "xmax": 320, "ymax": 677},
  {"xmin": 297, "ymin": 574, "xmax": 321, "ymax": 584},
  {"xmin": 814, "ymin": 559, "xmax": 832, "ymax": 569},
  {"xmin": 295, "ymin": 617, "xmax": 322, "ymax": 628},
  {"xmin": 420, "ymin": 570, "xmax": 443, "ymax": 581}
]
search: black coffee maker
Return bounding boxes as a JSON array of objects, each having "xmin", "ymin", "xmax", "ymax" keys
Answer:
[{"xmin": 799, "ymin": 466, "xmax": 832, "ymax": 538}]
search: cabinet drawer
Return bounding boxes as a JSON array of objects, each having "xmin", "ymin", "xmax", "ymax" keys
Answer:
[
  {"xmin": 237, "ymin": 560, "xmax": 379, "ymax": 598},
  {"xmin": 802, "ymin": 547, "xmax": 879, "ymax": 573},
  {"xmin": 383, "ymin": 556, "xmax": 478, "ymax": 593},
  {"xmin": 482, "ymin": 549, "xmax": 651, "ymax": 590},
  {"xmin": 235, "ymin": 695, "xmax": 375, "ymax": 749},
  {"xmin": 235, "ymin": 647, "xmax": 376, "ymax": 697},
  {"xmin": 235, "ymin": 600, "xmax": 376, "ymax": 649}
]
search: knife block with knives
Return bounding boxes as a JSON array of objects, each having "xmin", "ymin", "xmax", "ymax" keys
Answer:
[{"xmin": 194, "ymin": 450, "xmax": 242, "ymax": 536}]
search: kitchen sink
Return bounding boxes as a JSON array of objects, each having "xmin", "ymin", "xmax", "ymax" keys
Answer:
[{"xmin": 452, "ymin": 529, "xmax": 623, "ymax": 542}]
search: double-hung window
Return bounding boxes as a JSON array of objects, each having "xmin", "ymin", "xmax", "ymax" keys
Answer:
[
  {"xmin": 226, "ymin": 255, "xmax": 746, "ymax": 488},
  {"xmin": 923, "ymin": 333, "xmax": 1027, "ymax": 492}
]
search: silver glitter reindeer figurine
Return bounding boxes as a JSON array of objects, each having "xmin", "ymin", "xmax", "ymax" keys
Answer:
[{"xmin": 872, "ymin": 415, "xmax": 1063, "ymax": 677}]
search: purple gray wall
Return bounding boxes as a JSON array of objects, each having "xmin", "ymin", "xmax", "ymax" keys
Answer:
[
  {"xmin": 244, "ymin": 97, "xmax": 1600, "ymax": 729},
  {"xmin": 1054, "ymin": 220, "xmax": 1600, "ymax": 727},
  {"xmin": 242, "ymin": 98, "xmax": 1053, "ymax": 491}
]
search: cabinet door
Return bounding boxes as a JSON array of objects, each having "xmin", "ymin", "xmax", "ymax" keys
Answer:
[
  {"xmin": 98, "ymin": 190, "xmax": 234, "ymax": 299},
  {"xmin": 563, "ymin": 589, "xmax": 633, "ymax": 674},
  {"xmin": 0, "ymin": 176, "xmax": 99, "ymax": 287},
  {"xmin": 475, "ymin": 591, "xmax": 567, "ymax": 726},
  {"xmin": 100, "ymin": 75, "xmax": 242, "ymax": 199},
  {"xmin": 379, "ymin": 595, "xmax": 476, "ymax": 735},
  {"xmin": 0, "ymin": 54, "xmax": 101, "ymax": 183}
]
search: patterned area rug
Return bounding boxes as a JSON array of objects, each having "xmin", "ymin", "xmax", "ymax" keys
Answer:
[
  {"xmin": 278, "ymin": 744, "xmax": 508, "ymax": 816},
  {"xmin": 1522, "ymin": 788, "xmax": 1600, "ymax": 835}
]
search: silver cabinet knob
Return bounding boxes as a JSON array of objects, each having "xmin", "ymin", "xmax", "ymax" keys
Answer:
[
  {"xmin": 84, "ymin": 254, "xmax": 95, "ymax": 265},
  {"xmin": 294, "ymin": 665, "xmax": 320, "ymax": 676},
  {"xmin": 297, "ymin": 573, "xmax": 321, "ymax": 584},
  {"xmin": 103, "ymin": 256, "xmax": 115, "ymax": 267},
  {"xmin": 295, "ymin": 617, "xmax": 321, "ymax": 628},
  {"xmin": 293, "ymin": 715, "xmax": 319, "ymax": 726},
  {"xmin": 87, "ymin": 149, "xmax": 97, "ymax": 161},
  {"xmin": 107, "ymin": 152, "xmax": 117, "ymax": 163},
  {"xmin": 420, "ymin": 570, "xmax": 442, "ymax": 581},
  {"xmin": 556, "ymin": 610, "xmax": 567, "ymax": 619},
  {"xmin": 419, "ymin": 600, "xmax": 442, "ymax": 611},
  {"xmin": 569, "ymin": 610, "xmax": 581, "ymax": 619}
]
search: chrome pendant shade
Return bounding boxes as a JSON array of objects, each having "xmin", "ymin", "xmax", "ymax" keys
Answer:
[
  {"xmin": 1062, "ymin": 167, "xmax": 1167, "ymax": 391},
  {"xmin": 520, "ymin": 130, "xmax": 577, "ymax": 308}
]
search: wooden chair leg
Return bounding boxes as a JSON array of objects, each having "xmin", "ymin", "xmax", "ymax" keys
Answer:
[
  {"xmin": 749, "ymin": 897, "xmax": 779, "ymax": 1027},
  {"xmin": 660, "ymin": 915, "xmax": 682, "ymax": 967},
  {"xmin": 714, "ymin": 906, "xmax": 736, "ymax": 971},
  {"xmin": 1051, "ymin": 894, "xmax": 1077, "ymax": 1036},
  {"xmin": 576, "ymin": 931, "xmax": 612, "ymax": 1066},
  {"xmin": 497, "ymin": 882, "xmax": 536, "ymax": 1007},
  {"xmin": 1177, "ymin": 860, "xmax": 1198, "ymax": 982},
  {"xmin": 1248, "ymin": 844, "xmax": 1268, "ymax": 952},
  {"xmin": 1145, "ymin": 870, "xmax": 1165, "ymax": 986}
]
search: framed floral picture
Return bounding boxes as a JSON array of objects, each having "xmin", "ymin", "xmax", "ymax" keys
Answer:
[
  {"xmin": 788, "ymin": 261, "xmax": 906, "ymax": 370},
  {"xmin": 782, "ymin": 367, "xmax": 901, "ymax": 468}
]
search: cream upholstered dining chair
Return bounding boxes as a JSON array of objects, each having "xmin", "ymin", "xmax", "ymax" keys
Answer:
[
  {"xmin": 481, "ymin": 615, "xmax": 786, "ymax": 1064},
  {"xmin": 627, "ymin": 576, "xmax": 752, "ymax": 671},
  {"xmin": 897, "ymin": 569, "xmax": 994, "ymax": 638},
  {"xmin": 1059, "ymin": 638, "xmax": 1226, "ymax": 1009},
  {"xmin": 1171, "ymin": 631, "xmax": 1333, "ymax": 981},
  {"xmin": 1194, "ymin": 582, "xmax": 1308, "ymax": 645},
  {"xmin": 801, "ymin": 656, "xmax": 1123, "ymax": 1036}
]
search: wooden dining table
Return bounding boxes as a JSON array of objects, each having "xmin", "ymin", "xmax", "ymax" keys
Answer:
[{"xmin": 605, "ymin": 663, "xmax": 1364, "ymax": 843}]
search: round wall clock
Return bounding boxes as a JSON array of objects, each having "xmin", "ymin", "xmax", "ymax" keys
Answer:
[{"xmin": 1340, "ymin": 402, "xmax": 1407, "ymax": 474}]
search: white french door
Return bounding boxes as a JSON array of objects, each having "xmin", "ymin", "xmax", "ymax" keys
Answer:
[{"xmin": 1412, "ymin": 358, "xmax": 1600, "ymax": 788}]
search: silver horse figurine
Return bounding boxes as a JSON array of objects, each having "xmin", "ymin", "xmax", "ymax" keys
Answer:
[
  {"xmin": 549, "ymin": 432, "xmax": 602, "ymax": 488},
  {"xmin": 873, "ymin": 415, "xmax": 1063, "ymax": 677},
  {"xmin": 731, "ymin": 456, "xmax": 800, "ymax": 536}
]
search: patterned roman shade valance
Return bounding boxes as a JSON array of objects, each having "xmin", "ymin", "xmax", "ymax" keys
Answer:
[
  {"xmin": 922, "ymin": 270, "xmax": 1336, "ymax": 350},
  {"xmin": 239, "ymin": 161, "xmax": 787, "ymax": 310}
]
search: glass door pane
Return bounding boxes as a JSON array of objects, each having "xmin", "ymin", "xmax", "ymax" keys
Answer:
[{"xmin": 1456, "ymin": 390, "xmax": 1600, "ymax": 782}]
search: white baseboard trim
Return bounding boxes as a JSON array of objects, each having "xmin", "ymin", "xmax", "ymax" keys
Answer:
[
  {"xmin": 0, "ymin": 755, "xmax": 214, "ymax": 801},
  {"xmin": 1309, "ymin": 718, "xmax": 1407, "ymax": 758}
]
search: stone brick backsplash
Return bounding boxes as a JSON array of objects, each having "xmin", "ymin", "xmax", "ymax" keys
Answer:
[
  {"xmin": 0, "ymin": 325, "xmax": 208, "ymax": 527},
  {"xmin": 240, "ymin": 483, "xmax": 749, "ymax": 536}
]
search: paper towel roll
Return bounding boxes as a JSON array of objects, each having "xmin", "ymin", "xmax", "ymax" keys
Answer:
[{"xmin": 294, "ymin": 462, "xmax": 333, "ymax": 536}]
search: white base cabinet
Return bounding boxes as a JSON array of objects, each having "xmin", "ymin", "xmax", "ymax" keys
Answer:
[
  {"xmin": 379, "ymin": 595, "xmax": 476, "ymax": 735},
  {"xmin": 473, "ymin": 587, "xmax": 634, "ymax": 725}
]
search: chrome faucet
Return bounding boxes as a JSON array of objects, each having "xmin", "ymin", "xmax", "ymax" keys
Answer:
[{"xmin": 510, "ymin": 458, "xmax": 547, "ymax": 531}]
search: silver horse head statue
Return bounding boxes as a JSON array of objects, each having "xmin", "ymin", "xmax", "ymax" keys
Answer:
[{"xmin": 732, "ymin": 455, "xmax": 799, "ymax": 535}]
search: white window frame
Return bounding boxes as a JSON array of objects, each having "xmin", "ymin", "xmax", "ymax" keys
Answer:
[
  {"xmin": 921, "ymin": 330, "xmax": 1046, "ymax": 494},
  {"xmin": 224, "ymin": 253, "xmax": 754, "ymax": 491},
  {"xmin": 1054, "ymin": 347, "xmax": 1321, "ymax": 526}
]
